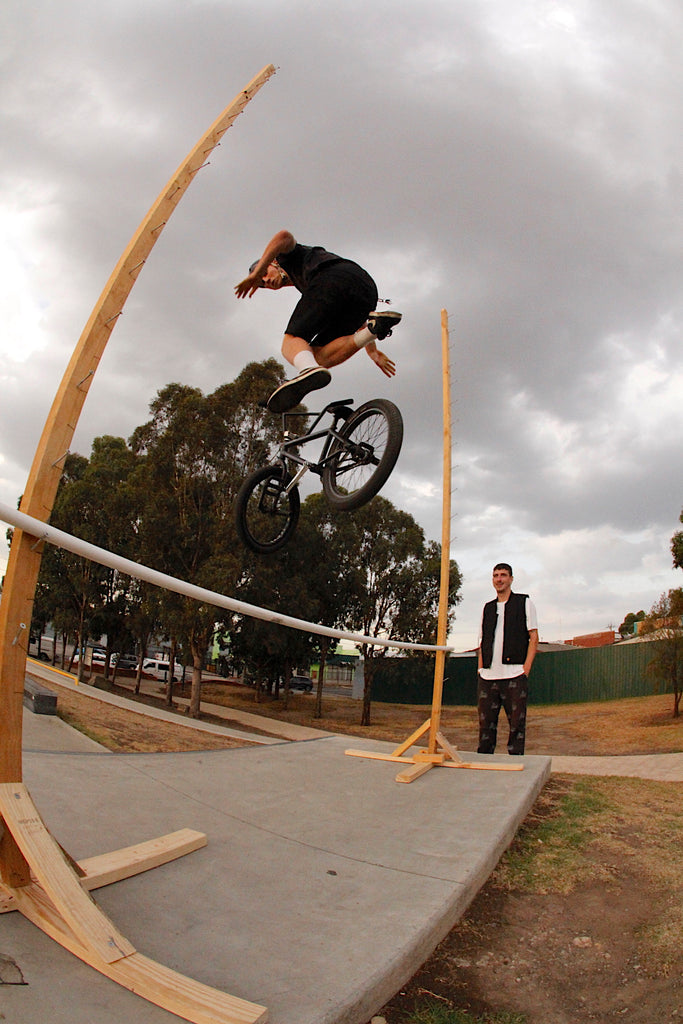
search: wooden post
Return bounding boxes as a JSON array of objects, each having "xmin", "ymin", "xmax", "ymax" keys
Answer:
[
  {"xmin": 0, "ymin": 65, "xmax": 276, "ymax": 885},
  {"xmin": 0, "ymin": 67, "xmax": 276, "ymax": 1023},
  {"xmin": 428, "ymin": 310, "xmax": 452, "ymax": 754},
  {"xmin": 346, "ymin": 309, "xmax": 524, "ymax": 780}
]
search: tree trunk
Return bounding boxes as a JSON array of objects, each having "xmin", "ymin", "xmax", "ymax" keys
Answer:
[
  {"xmin": 360, "ymin": 655, "xmax": 376, "ymax": 727},
  {"xmin": 75, "ymin": 620, "xmax": 85, "ymax": 684},
  {"xmin": 315, "ymin": 638, "xmax": 330, "ymax": 719},
  {"xmin": 166, "ymin": 636, "xmax": 177, "ymax": 707},
  {"xmin": 134, "ymin": 630, "xmax": 149, "ymax": 695},
  {"xmin": 188, "ymin": 641, "xmax": 204, "ymax": 718},
  {"xmin": 282, "ymin": 660, "xmax": 292, "ymax": 711}
]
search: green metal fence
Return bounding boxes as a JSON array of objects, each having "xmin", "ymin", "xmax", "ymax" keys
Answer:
[{"xmin": 372, "ymin": 642, "xmax": 666, "ymax": 706}]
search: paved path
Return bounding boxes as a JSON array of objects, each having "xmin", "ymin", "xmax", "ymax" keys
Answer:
[
  {"xmin": 25, "ymin": 661, "xmax": 328, "ymax": 746},
  {"xmin": 11, "ymin": 661, "xmax": 680, "ymax": 1024},
  {"xmin": 12, "ymin": 665, "xmax": 552, "ymax": 1024},
  {"xmin": 551, "ymin": 752, "xmax": 683, "ymax": 781},
  {"xmin": 26, "ymin": 660, "xmax": 683, "ymax": 780}
]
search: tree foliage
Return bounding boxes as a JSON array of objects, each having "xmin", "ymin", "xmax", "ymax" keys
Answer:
[
  {"xmin": 671, "ymin": 507, "xmax": 683, "ymax": 571},
  {"xmin": 293, "ymin": 495, "xmax": 462, "ymax": 726},
  {"xmin": 35, "ymin": 440, "xmax": 141, "ymax": 679},
  {"xmin": 128, "ymin": 361, "xmax": 285, "ymax": 715},
  {"xmin": 639, "ymin": 588, "xmax": 683, "ymax": 718},
  {"xmin": 26, "ymin": 359, "xmax": 464, "ymax": 729},
  {"xmin": 618, "ymin": 609, "xmax": 646, "ymax": 637}
]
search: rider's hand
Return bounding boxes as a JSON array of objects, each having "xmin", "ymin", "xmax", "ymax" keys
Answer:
[
  {"xmin": 234, "ymin": 273, "xmax": 263, "ymax": 299},
  {"xmin": 366, "ymin": 345, "xmax": 396, "ymax": 378}
]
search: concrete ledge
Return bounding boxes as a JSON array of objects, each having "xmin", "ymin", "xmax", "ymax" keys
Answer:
[
  {"xmin": 23, "ymin": 677, "xmax": 58, "ymax": 715},
  {"xmin": 11, "ymin": 737, "xmax": 551, "ymax": 1024}
]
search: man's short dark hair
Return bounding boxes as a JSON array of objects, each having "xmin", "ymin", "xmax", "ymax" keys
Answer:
[{"xmin": 493, "ymin": 562, "xmax": 513, "ymax": 574}]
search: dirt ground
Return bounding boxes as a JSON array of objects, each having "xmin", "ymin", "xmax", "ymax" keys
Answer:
[
  {"xmin": 378, "ymin": 772, "xmax": 683, "ymax": 1024},
  {"xmin": 46, "ymin": 680, "xmax": 258, "ymax": 752},
  {"xmin": 41, "ymin": 675, "xmax": 683, "ymax": 1022}
]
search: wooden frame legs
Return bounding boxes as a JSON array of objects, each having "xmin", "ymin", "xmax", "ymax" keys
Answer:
[
  {"xmin": 0, "ymin": 784, "xmax": 267, "ymax": 1024},
  {"xmin": 345, "ymin": 719, "xmax": 524, "ymax": 783}
]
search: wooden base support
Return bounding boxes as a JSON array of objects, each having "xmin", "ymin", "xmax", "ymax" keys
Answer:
[
  {"xmin": 0, "ymin": 784, "xmax": 268, "ymax": 1024},
  {"xmin": 345, "ymin": 721, "xmax": 524, "ymax": 783},
  {"xmin": 0, "ymin": 827, "xmax": 208, "ymax": 912},
  {"xmin": 345, "ymin": 748, "xmax": 524, "ymax": 773}
]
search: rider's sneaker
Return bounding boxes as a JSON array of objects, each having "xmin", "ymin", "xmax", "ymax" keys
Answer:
[
  {"xmin": 367, "ymin": 310, "xmax": 402, "ymax": 341},
  {"xmin": 266, "ymin": 366, "xmax": 332, "ymax": 414}
]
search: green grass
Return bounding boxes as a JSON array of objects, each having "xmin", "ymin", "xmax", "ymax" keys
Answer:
[
  {"xmin": 493, "ymin": 776, "xmax": 614, "ymax": 894},
  {"xmin": 402, "ymin": 998, "xmax": 527, "ymax": 1024}
]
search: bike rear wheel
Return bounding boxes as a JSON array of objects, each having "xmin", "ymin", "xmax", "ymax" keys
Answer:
[
  {"xmin": 322, "ymin": 399, "xmax": 403, "ymax": 511},
  {"xmin": 235, "ymin": 465, "xmax": 300, "ymax": 553}
]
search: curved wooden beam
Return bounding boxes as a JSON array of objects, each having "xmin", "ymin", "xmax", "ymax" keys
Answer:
[{"xmin": 0, "ymin": 65, "xmax": 275, "ymax": 871}]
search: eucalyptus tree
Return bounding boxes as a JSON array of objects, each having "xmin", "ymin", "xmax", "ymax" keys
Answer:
[
  {"xmin": 640, "ymin": 588, "xmax": 683, "ymax": 718},
  {"xmin": 295, "ymin": 494, "xmax": 366, "ymax": 717},
  {"xmin": 340, "ymin": 497, "xmax": 462, "ymax": 726},
  {"xmin": 672, "ymin": 508, "xmax": 683, "ymax": 571},
  {"xmin": 231, "ymin": 534, "xmax": 319, "ymax": 708},
  {"xmin": 128, "ymin": 360, "xmax": 285, "ymax": 716}
]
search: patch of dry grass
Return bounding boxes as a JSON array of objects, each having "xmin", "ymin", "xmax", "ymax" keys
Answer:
[
  {"xmin": 201, "ymin": 685, "xmax": 683, "ymax": 755},
  {"xmin": 493, "ymin": 775, "xmax": 683, "ymax": 976},
  {"xmin": 54, "ymin": 685, "xmax": 255, "ymax": 753}
]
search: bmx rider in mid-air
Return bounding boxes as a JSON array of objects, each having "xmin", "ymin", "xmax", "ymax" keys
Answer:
[{"xmin": 234, "ymin": 229, "xmax": 401, "ymax": 413}]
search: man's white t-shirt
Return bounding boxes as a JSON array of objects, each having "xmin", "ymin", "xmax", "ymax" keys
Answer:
[{"xmin": 479, "ymin": 597, "xmax": 538, "ymax": 680}]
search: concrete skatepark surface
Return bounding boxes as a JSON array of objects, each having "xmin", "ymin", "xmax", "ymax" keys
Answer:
[{"xmin": 4, "ymin": 693, "xmax": 551, "ymax": 1024}]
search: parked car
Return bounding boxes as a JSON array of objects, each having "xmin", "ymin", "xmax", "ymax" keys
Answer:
[
  {"xmin": 72, "ymin": 647, "xmax": 107, "ymax": 666},
  {"xmin": 29, "ymin": 636, "xmax": 51, "ymax": 661},
  {"xmin": 289, "ymin": 674, "xmax": 314, "ymax": 692},
  {"xmin": 113, "ymin": 653, "xmax": 138, "ymax": 671},
  {"xmin": 141, "ymin": 658, "xmax": 179, "ymax": 682}
]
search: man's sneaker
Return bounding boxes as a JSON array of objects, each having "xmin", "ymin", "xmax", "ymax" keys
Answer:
[
  {"xmin": 266, "ymin": 366, "xmax": 332, "ymax": 414},
  {"xmin": 367, "ymin": 310, "xmax": 402, "ymax": 341}
]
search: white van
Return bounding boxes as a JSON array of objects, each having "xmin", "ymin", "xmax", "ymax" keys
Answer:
[{"xmin": 141, "ymin": 658, "xmax": 179, "ymax": 681}]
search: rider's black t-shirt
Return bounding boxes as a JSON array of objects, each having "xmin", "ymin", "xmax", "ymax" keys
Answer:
[{"xmin": 276, "ymin": 244, "xmax": 344, "ymax": 292}]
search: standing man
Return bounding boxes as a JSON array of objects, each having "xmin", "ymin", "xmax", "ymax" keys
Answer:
[
  {"xmin": 234, "ymin": 229, "xmax": 400, "ymax": 413},
  {"xmin": 476, "ymin": 563, "xmax": 539, "ymax": 755}
]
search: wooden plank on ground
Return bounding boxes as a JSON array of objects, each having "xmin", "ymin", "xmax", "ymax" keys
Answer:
[
  {"xmin": 0, "ymin": 828, "xmax": 208, "ymax": 913},
  {"xmin": 79, "ymin": 828, "xmax": 207, "ymax": 890},
  {"xmin": 345, "ymin": 748, "xmax": 417, "ymax": 765},
  {"xmin": 10, "ymin": 879, "xmax": 268, "ymax": 1024},
  {"xmin": 346, "ymin": 748, "xmax": 524, "ymax": 772},
  {"xmin": 395, "ymin": 761, "xmax": 434, "ymax": 784},
  {"xmin": 0, "ymin": 783, "xmax": 134, "ymax": 962}
]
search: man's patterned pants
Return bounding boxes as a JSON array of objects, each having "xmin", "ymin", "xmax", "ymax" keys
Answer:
[{"xmin": 477, "ymin": 673, "xmax": 528, "ymax": 755}]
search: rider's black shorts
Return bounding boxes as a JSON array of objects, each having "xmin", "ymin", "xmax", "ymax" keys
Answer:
[{"xmin": 284, "ymin": 261, "xmax": 378, "ymax": 347}]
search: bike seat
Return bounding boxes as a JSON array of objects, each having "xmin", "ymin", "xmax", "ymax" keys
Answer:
[{"xmin": 324, "ymin": 398, "xmax": 354, "ymax": 412}]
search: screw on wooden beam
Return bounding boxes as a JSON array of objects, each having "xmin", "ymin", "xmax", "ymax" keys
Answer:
[
  {"xmin": 189, "ymin": 161, "xmax": 210, "ymax": 177},
  {"xmin": 11, "ymin": 623, "xmax": 26, "ymax": 646},
  {"xmin": 76, "ymin": 370, "xmax": 94, "ymax": 390}
]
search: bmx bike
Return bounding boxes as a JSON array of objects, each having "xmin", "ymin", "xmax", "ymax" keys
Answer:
[{"xmin": 235, "ymin": 396, "xmax": 403, "ymax": 553}]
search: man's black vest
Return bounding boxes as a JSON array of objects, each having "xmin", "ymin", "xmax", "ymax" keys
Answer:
[{"xmin": 480, "ymin": 591, "xmax": 529, "ymax": 669}]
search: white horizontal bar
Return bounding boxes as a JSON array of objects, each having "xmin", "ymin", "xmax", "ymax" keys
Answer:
[{"xmin": 0, "ymin": 501, "xmax": 451, "ymax": 653}]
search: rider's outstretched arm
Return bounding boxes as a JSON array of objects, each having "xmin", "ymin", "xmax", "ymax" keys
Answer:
[
  {"xmin": 235, "ymin": 230, "xmax": 297, "ymax": 298},
  {"xmin": 365, "ymin": 342, "xmax": 396, "ymax": 378}
]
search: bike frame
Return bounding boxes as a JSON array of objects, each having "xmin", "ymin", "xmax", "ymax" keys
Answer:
[{"xmin": 274, "ymin": 399, "xmax": 355, "ymax": 493}]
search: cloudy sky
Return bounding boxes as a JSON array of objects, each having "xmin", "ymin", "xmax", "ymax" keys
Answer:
[{"xmin": 2, "ymin": 0, "xmax": 682, "ymax": 651}]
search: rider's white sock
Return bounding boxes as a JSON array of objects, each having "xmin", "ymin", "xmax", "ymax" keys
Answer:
[
  {"xmin": 293, "ymin": 350, "xmax": 319, "ymax": 373},
  {"xmin": 353, "ymin": 326, "xmax": 374, "ymax": 349}
]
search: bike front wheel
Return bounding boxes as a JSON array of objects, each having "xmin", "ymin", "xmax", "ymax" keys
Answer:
[
  {"xmin": 322, "ymin": 398, "xmax": 403, "ymax": 511},
  {"xmin": 235, "ymin": 465, "xmax": 300, "ymax": 553}
]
